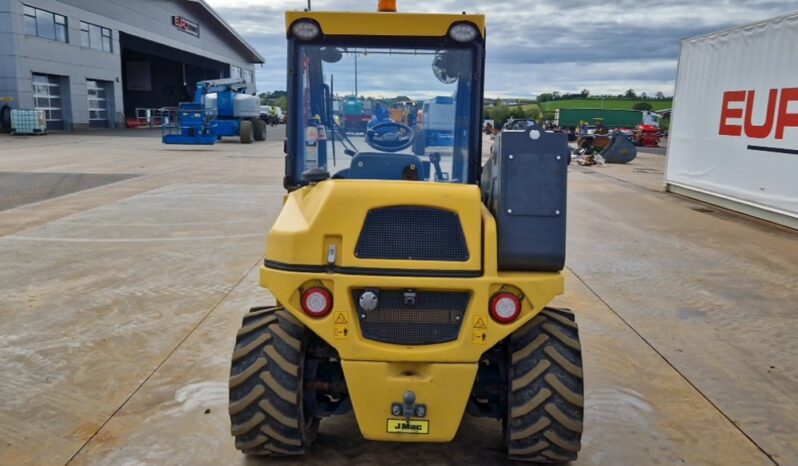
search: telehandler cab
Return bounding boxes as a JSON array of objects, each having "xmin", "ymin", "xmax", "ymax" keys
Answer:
[{"xmin": 228, "ymin": 3, "xmax": 584, "ymax": 462}]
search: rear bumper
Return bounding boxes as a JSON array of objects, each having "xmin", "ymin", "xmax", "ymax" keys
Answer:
[
  {"xmin": 260, "ymin": 264, "xmax": 563, "ymax": 363},
  {"xmin": 342, "ymin": 360, "xmax": 477, "ymax": 442}
]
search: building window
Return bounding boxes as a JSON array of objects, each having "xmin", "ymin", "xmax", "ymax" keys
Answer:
[
  {"xmin": 24, "ymin": 5, "xmax": 68, "ymax": 43},
  {"xmin": 244, "ymin": 69, "xmax": 254, "ymax": 83},
  {"xmin": 80, "ymin": 21, "xmax": 112, "ymax": 52},
  {"xmin": 230, "ymin": 65, "xmax": 242, "ymax": 79}
]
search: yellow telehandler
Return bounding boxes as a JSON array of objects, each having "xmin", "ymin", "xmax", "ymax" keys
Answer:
[{"xmin": 228, "ymin": 2, "xmax": 583, "ymax": 462}]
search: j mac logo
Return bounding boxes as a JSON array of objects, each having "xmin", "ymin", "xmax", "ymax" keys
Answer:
[
  {"xmin": 394, "ymin": 421, "xmax": 422, "ymax": 431},
  {"xmin": 386, "ymin": 419, "xmax": 429, "ymax": 434},
  {"xmin": 719, "ymin": 88, "xmax": 798, "ymax": 140}
]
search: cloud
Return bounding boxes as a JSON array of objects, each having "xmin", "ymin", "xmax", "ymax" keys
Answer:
[{"xmin": 206, "ymin": 0, "xmax": 798, "ymax": 97}]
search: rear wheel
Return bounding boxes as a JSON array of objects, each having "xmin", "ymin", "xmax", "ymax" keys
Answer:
[
  {"xmin": 506, "ymin": 308, "xmax": 584, "ymax": 463},
  {"xmin": 229, "ymin": 306, "xmax": 319, "ymax": 455},
  {"xmin": 239, "ymin": 120, "xmax": 254, "ymax": 144},
  {"xmin": 253, "ymin": 119, "xmax": 267, "ymax": 141}
]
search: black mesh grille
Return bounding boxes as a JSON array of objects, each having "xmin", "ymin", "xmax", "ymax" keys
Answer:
[
  {"xmin": 355, "ymin": 207, "xmax": 469, "ymax": 261},
  {"xmin": 354, "ymin": 289, "xmax": 469, "ymax": 345}
]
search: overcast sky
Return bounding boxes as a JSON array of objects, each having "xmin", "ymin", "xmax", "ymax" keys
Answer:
[{"xmin": 205, "ymin": 0, "xmax": 798, "ymax": 98}]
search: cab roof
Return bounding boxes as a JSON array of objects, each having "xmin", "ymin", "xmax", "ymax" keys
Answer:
[{"xmin": 285, "ymin": 11, "xmax": 486, "ymax": 38}]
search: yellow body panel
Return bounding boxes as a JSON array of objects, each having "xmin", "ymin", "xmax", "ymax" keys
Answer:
[
  {"xmin": 266, "ymin": 180, "xmax": 484, "ymax": 272},
  {"xmin": 285, "ymin": 11, "xmax": 485, "ymax": 38},
  {"xmin": 262, "ymin": 180, "xmax": 563, "ymax": 441},
  {"xmin": 263, "ymin": 181, "xmax": 563, "ymax": 363},
  {"xmin": 342, "ymin": 361, "xmax": 477, "ymax": 441}
]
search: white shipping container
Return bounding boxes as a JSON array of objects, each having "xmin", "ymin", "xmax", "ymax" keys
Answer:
[{"xmin": 665, "ymin": 13, "xmax": 798, "ymax": 229}]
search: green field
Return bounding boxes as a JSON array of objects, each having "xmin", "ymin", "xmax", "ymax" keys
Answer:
[{"xmin": 531, "ymin": 99, "xmax": 672, "ymax": 112}]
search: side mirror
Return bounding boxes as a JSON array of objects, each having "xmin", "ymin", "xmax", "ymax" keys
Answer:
[{"xmin": 320, "ymin": 47, "xmax": 343, "ymax": 63}]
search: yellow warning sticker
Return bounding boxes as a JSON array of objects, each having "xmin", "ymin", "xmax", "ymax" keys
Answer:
[
  {"xmin": 333, "ymin": 312, "xmax": 349, "ymax": 339},
  {"xmin": 386, "ymin": 419, "xmax": 429, "ymax": 434},
  {"xmin": 472, "ymin": 316, "xmax": 488, "ymax": 344}
]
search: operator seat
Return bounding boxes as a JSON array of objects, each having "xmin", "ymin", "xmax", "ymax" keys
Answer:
[{"xmin": 346, "ymin": 152, "xmax": 427, "ymax": 180}]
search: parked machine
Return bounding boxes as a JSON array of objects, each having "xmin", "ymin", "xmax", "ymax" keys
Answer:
[
  {"xmin": 260, "ymin": 105, "xmax": 283, "ymax": 126},
  {"xmin": 555, "ymin": 108, "xmax": 660, "ymax": 129},
  {"xmin": 633, "ymin": 124, "xmax": 660, "ymax": 147},
  {"xmin": 575, "ymin": 119, "xmax": 637, "ymax": 164},
  {"xmin": 228, "ymin": 3, "xmax": 584, "ymax": 464},
  {"xmin": 162, "ymin": 78, "xmax": 266, "ymax": 145},
  {"xmin": 341, "ymin": 95, "xmax": 371, "ymax": 134},
  {"xmin": 414, "ymin": 96, "xmax": 455, "ymax": 155},
  {"xmin": 388, "ymin": 100, "xmax": 418, "ymax": 126}
]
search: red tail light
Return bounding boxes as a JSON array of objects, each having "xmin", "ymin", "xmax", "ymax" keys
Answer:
[
  {"xmin": 301, "ymin": 287, "xmax": 333, "ymax": 318},
  {"xmin": 489, "ymin": 292, "xmax": 521, "ymax": 324}
]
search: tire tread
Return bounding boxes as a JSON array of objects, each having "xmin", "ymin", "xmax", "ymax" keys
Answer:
[
  {"xmin": 229, "ymin": 306, "xmax": 316, "ymax": 456},
  {"xmin": 507, "ymin": 307, "xmax": 584, "ymax": 463}
]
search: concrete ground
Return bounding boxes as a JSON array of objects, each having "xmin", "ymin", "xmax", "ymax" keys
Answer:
[{"xmin": 0, "ymin": 129, "xmax": 795, "ymax": 466}]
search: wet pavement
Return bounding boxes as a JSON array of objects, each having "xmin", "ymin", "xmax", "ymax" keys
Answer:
[
  {"xmin": 0, "ymin": 172, "xmax": 138, "ymax": 211},
  {"xmin": 0, "ymin": 129, "xmax": 794, "ymax": 465}
]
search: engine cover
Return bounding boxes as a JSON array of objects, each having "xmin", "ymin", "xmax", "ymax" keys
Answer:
[{"xmin": 265, "ymin": 180, "xmax": 484, "ymax": 274}]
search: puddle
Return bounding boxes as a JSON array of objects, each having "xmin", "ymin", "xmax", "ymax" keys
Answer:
[
  {"xmin": 586, "ymin": 386, "xmax": 654, "ymax": 430},
  {"xmin": 164, "ymin": 381, "xmax": 227, "ymax": 416}
]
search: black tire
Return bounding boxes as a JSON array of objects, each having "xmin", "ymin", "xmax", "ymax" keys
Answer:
[
  {"xmin": 506, "ymin": 308, "xmax": 584, "ymax": 463},
  {"xmin": 0, "ymin": 104, "xmax": 11, "ymax": 130},
  {"xmin": 229, "ymin": 306, "xmax": 319, "ymax": 456},
  {"xmin": 239, "ymin": 120, "xmax": 254, "ymax": 144},
  {"xmin": 253, "ymin": 119, "xmax": 267, "ymax": 141}
]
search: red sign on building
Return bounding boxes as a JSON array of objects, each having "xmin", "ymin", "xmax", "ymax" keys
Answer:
[{"xmin": 172, "ymin": 16, "xmax": 199, "ymax": 37}]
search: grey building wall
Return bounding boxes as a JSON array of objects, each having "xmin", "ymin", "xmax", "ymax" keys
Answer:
[
  {"xmin": 0, "ymin": 0, "xmax": 258, "ymax": 130},
  {"xmin": 0, "ymin": 0, "xmax": 23, "ymax": 109}
]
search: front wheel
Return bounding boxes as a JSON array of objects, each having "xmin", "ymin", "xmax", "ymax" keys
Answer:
[
  {"xmin": 229, "ymin": 307, "xmax": 318, "ymax": 455},
  {"xmin": 506, "ymin": 308, "xmax": 584, "ymax": 463}
]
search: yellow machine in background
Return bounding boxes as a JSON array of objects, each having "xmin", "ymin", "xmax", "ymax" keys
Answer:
[
  {"xmin": 228, "ymin": 3, "xmax": 584, "ymax": 463},
  {"xmin": 389, "ymin": 101, "xmax": 415, "ymax": 125}
]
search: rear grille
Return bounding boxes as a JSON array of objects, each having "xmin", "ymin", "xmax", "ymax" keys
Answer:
[
  {"xmin": 355, "ymin": 207, "xmax": 469, "ymax": 261},
  {"xmin": 353, "ymin": 289, "xmax": 470, "ymax": 345}
]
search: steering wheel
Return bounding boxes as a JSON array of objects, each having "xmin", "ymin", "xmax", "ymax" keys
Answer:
[{"xmin": 365, "ymin": 120, "xmax": 415, "ymax": 153}]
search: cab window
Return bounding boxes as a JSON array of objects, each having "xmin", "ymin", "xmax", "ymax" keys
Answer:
[{"xmin": 294, "ymin": 44, "xmax": 475, "ymax": 184}]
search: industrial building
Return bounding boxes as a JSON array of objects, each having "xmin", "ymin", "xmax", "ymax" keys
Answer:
[{"xmin": 0, "ymin": 0, "xmax": 263, "ymax": 130}]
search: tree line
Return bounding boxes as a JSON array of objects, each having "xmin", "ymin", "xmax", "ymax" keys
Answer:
[
  {"xmin": 258, "ymin": 90, "xmax": 287, "ymax": 110},
  {"xmin": 258, "ymin": 88, "xmax": 670, "ymax": 129},
  {"xmin": 483, "ymin": 105, "xmax": 542, "ymax": 129},
  {"xmin": 538, "ymin": 89, "xmax": 669, "ymax": 102}
]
